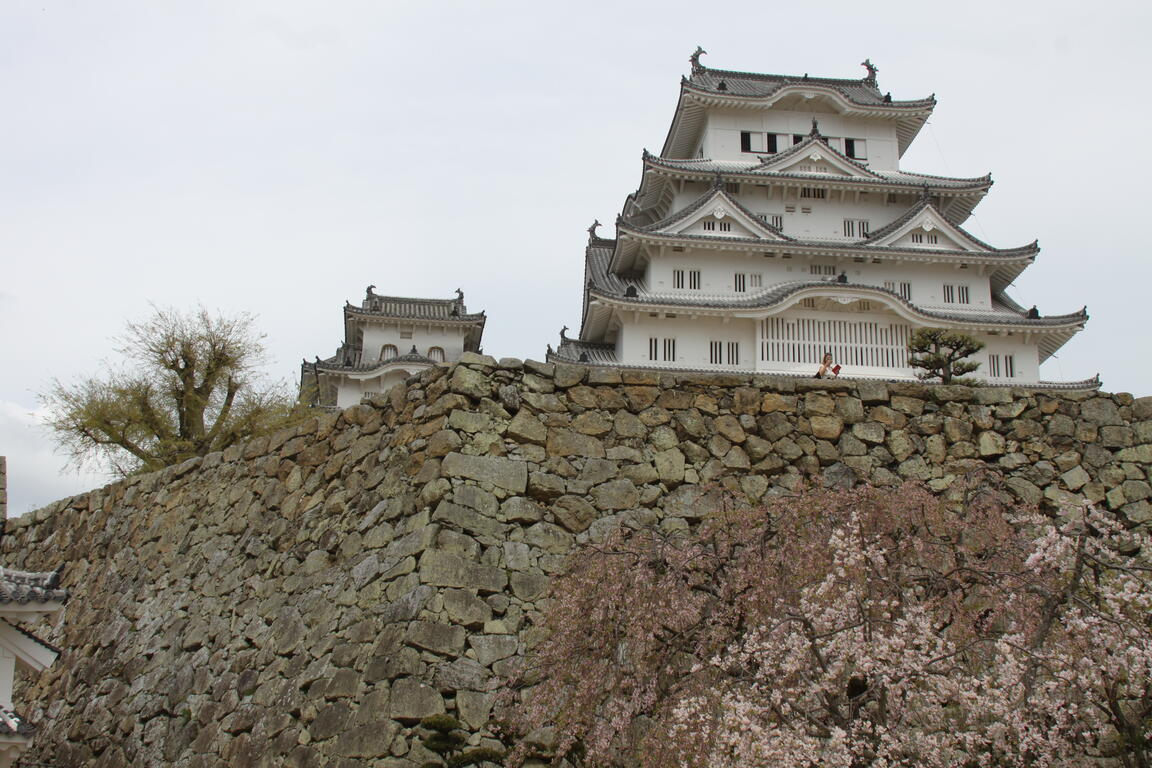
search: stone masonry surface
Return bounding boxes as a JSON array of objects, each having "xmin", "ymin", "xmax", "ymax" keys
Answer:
[{"xmin": 3, "ymin": 356, "xmax": 1151, "ymax": 767}]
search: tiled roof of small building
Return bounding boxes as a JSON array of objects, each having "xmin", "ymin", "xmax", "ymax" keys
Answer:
[
  {"xmin": 0, "ymin": 567, "xmax": 67, "ymax": 605},
  {"xmin": 350, "ymin": 290, "xmax": 486, "ymax": 324},
  {"xmin": 686, "ymin": 66, "xmax": 935, "ymax": 110}
]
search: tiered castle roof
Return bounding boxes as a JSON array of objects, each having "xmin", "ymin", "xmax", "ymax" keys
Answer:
[{"xmin": 551, "ymin": 51, "xmax": 1088, "ymax": 383}]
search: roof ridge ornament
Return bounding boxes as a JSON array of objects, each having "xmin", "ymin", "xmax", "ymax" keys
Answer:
[
  {"xmin": 712, "ymin": 172, "xmax": 724, "ymax": 190},
  {"xmin": 808, "ymin": 117, "xmax": 824, "ymax": 139},
  {"xmin": 690, "ymin": 46, "xmax": 707, "ymax": 76},
  {"xmin": 587, "ymin": 219, "xmax": 601, "ymax": 241},
  {"xmin": 861, "ymin": 58, "xmax": 878, "ymax": 84}
]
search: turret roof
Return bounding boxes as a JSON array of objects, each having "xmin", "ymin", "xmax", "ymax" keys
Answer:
[
  {"xmin": 663, "ymin": 53, "xmax": 936, "ymax": 159},
  {"xmin": 349, "ymin": 288, "xmax": 486, "ymax": 324},
  {"xmin": 685, "ymin": 62, "xmax": 934, "ymax": 110},
  {"xmin": 0, "ymin": 567, "xmax": 67, "ymax": 606}
]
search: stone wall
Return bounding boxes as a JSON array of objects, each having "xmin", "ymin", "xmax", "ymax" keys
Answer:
[{"xmin": 3, "ymin": 356, "xmax": 1151, "ymax": 767}]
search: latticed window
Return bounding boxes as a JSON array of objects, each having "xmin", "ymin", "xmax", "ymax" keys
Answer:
[
  {"xmin": 427, "ymin": 347, "xmax": 445, "ymax": 362},
  {"xmin": 761, "ymin": 317, "xmax": 912, "ymax": 370},
  {"xmin": 381, "ymin": 344, "xmax": 399, "ymax": 361},
  {"xmin": 649, "ymin": 337, "xmax": 676, "ymax": 362},
  {"xmin": 988, "ymin": 354, "xmax": 1016, "ymax": 378},
  {"xmin": 884, "ymin": 281, "xmax": 913, "ymax": 300},
  {"xmin": 943, "ymin": 285, "xmax": 969, "ymax": 304},
  {"xmin": 709, "ymin": 341, "xmax": 740, "ymax": 366}
]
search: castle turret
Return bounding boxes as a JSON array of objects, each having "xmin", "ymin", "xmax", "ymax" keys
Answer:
[{"xmin": 303, "ymin": 287, "xmax": 486, "ymax": 408}]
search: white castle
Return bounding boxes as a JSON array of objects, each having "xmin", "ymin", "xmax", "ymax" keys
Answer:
[
  {"xmin": 549, "ymin": 50, "xmax": 1089, "ymax": 386},
  {"xmin": 303, "ymin": 287, "xmax": 486, "ymax": 408}
]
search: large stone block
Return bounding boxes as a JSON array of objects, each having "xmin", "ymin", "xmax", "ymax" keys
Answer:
[
  {"xmin": 524, "ymin": 522, "xmax": 574, "ymax": 553},
  {"xmin": 553, "ymin": 495, "xmax": 597, "ymax": 533},
  {"xmin": 443, "ymin": 589, "xmax": 492, "ymax": 627},
  {"xmin": 405, "ymin": 621, "xmax": 467, "ymax": 656},
  {"xmin": 469, "ymin": 635, "xmax": 520, "ymax": 667},
  {"xmin": 654, "ymin": 448, "xmax": 686, "ymax": 484},
  {"xmin": 449, "ymin": 366, "xmax": 494, "ymax": 399},
  {"xmin": 592, "ymin": 479, "xmax": 639, "ymax": 510},
  {"xmin": 389, "ymin": 678, "xmax": 444, "ymax": 722},
  {"xmin": 419, "ymin": 550, "xmax": 508, "ymax": 593},
  {"xmin": 441, "ymin": 452, "xmax": 528, "ymax": 493},
  {"xmin": 336, "ymin": 722, "xmax": 400, "ymax": 758},
  {"xmin": 810, "ymin": 415, "xmax": 844, "ymax": 440},
  {"xmin": 432, "ymin": 500, "xmax": 508, "ymax": 540},
  {"xmin": 546, "ymin": 429, "xmax": 607, "ymax": 459}
]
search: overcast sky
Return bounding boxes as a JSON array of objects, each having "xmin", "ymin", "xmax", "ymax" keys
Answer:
[{"xmin": 1, "ymin": 0, "xmax": 1149, "ymax": 515}]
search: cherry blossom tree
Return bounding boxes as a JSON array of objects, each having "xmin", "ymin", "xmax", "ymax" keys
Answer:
[{"xmin": 504, "ymin": 477, "xmax": 1152, "ymax": 768}]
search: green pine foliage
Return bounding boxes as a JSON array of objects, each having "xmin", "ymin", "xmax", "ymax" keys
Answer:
[{"xmin": 907, "ymin": 328, "xmax": 984, "ymax": 384}]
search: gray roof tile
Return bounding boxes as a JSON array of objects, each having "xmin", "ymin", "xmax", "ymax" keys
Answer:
[
  {"xmin": 585, "ymin": 242, "xmax": 1084, "ymax": 328},
  {"xmin": 0, "ymin": 567, "xmax": 67, "ymax": 605},
  {"xmin": 687, "ymin": 67, "xmax": 935, "ymax": 110}
]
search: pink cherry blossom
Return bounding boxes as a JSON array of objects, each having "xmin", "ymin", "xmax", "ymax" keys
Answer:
[{"xmin": 502, "ymin": 474, "xmax": 1152, "ymax": 768}]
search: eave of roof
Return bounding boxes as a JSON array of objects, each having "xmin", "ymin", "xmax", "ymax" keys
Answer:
[
  {"xmin": 643, "ymin": 151, "xmax": 991, "ymax": 192},
  {"xmin": 614, "ymin": 221, "xmax": 1039, "ymax": 261},
  {"xmin": 1, "ymin": 617, "xmax": 61, "ymax": 657},
  {"xmin": 0, "ymin": 567, "xmax": 67, "ymax": 606},
  {"xmin": 587, "ymin": 280, "xmax": 1086, "ymax": 329},
  {"xmin": 344, "ymin": 304, "xmax": 487, "ymax": 325},
  {"xmin": 310, "ymin": 355, "xmax": 438, "ymax": 375}
]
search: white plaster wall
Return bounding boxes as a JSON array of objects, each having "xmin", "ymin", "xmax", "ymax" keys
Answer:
[
  {"xmin": 974, "ymin": 335, "xmax": 1040, "ymax": 383},
  {"xmin": 619, "ymin": 314, "xmax": 757, "ymax": 370},
  {"xmin": 645, "ymin": 249, "xmax": 995, "ymax": 311},
  {"xmin": 335, "ymin": 367, "xmax": 429, "ymax": 408},
  {"xmin": 614, "ymin": 306, "xmax": 1044, "ymax": 382},
  {"xmin": 700, "ymin": 109, "xmax": 901, "ymax": 170},
  {"xmin": 0, "ymin": 648, "xmax": 14, "ymax": 709},
  {"xmin": 359, "ymin": 323, "xmax": 465, "ymax": 364},
  {"xmin": 669, "ymin": 181, "xmax": 914, "ymax": 241}
]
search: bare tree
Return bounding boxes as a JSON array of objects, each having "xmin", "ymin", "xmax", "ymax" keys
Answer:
[{"xmin": 42, "ymin": 306, "xmax": 303, "ymax": 475}]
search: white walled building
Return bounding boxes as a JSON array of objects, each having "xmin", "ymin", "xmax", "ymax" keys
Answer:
[
  {"xmin": 550, "ymin": 51, "xmax": 1090, "ymax": 386},
  {"xmin": 303, "ymin": 287, "xmax": 486, "ymax": 408},
  {"xmin": 0, "ymin": 565, "xmax": 67, "ymax": 768}
]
